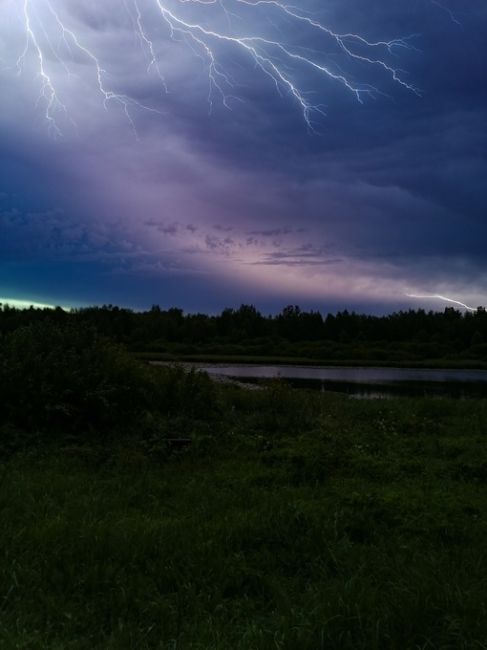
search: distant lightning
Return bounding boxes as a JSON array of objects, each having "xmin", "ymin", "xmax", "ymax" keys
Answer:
[
  {"xmin": 407, "ymin": 294, "xmax": 478, "ymax": 312},
  {"xmin": 431, "ymin": 0, "xmax": 462, "ymax": 26},
  {"xmin": 2, "ymin": 0, "xmax": 442, "ymax": 135}
]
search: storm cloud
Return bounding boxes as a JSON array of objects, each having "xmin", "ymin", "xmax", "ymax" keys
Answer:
[{"xmin": 0, "ymin": 0, "xmax": 486, "ymax": 312}]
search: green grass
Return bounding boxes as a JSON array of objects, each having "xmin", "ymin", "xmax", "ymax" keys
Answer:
[{"xmin": 1, "ymin": 390, "xmax": 487, "ymax": 648}]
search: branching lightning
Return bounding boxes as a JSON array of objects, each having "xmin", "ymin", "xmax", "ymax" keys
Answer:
[
  {"xmin": 431, "ymin": 0, "xmax": 461, "ymax": 26},
  {"xmin": 2, "ymin": 0, "xmax": 446, "ymax": 136},
  {"xmin": 407, "ymin": 294, "xmax": 478, "ymax": 312},
  {"xmin": 16, "ymin": 0, "xmax": 66, "ymax": 137}
]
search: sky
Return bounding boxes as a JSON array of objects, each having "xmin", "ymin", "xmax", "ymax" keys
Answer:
[{"xmin": 0, "ymin": 0, "xmax": 486, "ymax": 313}]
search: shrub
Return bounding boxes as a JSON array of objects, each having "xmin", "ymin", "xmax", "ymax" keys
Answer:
[
  {"xmin": 152, "ymin": 365, "xmax": 218, "ymax": 420},
  {"xmin": 228, "ymin": 379, "xmax": 321, "ymax": 435},
  {"xmin": 0, "ymin": 321, "xmax": 156, "ymax": 435},
  {"xmin": 0, "ymin": 322, "xmax": 218, "ymax": 438}
]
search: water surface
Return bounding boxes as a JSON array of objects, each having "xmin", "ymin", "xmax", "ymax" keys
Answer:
[{"xmin": 195, "ymin": 364, "xmax": 487, "ymax": 398}]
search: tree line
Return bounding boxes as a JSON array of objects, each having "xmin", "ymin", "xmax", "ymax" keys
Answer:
[{"xmin": 1, "ymin": 303, "xmax": 487, "ymax": 361}]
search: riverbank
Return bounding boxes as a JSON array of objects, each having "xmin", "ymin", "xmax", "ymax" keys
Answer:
[
  {"xmin": 136, "ymin": 351, "xmax": 487, "ymax": 370},
  {"xmin": 2, "ymin": 388, "xmax": 487, "ymax": 648}
]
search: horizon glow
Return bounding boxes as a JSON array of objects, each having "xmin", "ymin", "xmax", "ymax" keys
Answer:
[{"xmin": 0, "ymin": 296, "xmax": 58, "ymax": 310}]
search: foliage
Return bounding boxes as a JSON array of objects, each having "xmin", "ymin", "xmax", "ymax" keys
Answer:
[
  {"xmin": 0, "ymin": 320, "xmax": 216, "ymax": 438},
  {"xmin": 2, "ymin": 302, "xmax": 487, "ymax": 363}
]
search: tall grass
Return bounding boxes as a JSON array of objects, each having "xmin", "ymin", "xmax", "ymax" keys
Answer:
[{"xmin": 1, "ymin": 386, "xmax": 487, "ymax": 648}]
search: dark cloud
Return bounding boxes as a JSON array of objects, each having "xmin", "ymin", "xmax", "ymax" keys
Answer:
[{"xmin": 0, "ymin": 0, "xmax": 486, "ymax": 311}]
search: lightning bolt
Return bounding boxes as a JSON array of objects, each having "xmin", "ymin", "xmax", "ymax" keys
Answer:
[
  {"xmin": 431, "ymin": 1, "xmax": 462, "ymax": 26},
  {"xmin": 406, "ymin": 294, "xmax": 478, "ymax": 312},
  {"xmin": 133, "ymin": 0, "xmax": 168, "ymax": 93},
  {"xmin": 16, "ymin": 0, "xmax": 65, "ymax": 137},
  {"xmin": 12, "ymin": 0, "xmax": 161, "ymax": 137},
  {"xmin": 3, "ymin": 0, "xmax": 444, "ymax": 136}
]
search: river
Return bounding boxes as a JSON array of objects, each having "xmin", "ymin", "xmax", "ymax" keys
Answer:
[{"xmin": 169, "ymin": 363, "xmax": 487, "ymax": 398}]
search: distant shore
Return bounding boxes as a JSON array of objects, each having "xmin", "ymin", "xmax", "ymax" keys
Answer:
[{"xmin": 136, "ymin": 351, "xmax": 487, "ymax": 371}]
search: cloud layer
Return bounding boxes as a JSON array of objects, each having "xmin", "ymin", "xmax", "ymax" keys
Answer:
[{"xmin": 0, "ymin": 0, "xmax": 486, "ymax": 312}]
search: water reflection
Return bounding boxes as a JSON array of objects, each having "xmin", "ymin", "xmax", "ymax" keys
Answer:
[{"xmin": 198, "ymin": 365, "xmax": 487, "ymax": 399}]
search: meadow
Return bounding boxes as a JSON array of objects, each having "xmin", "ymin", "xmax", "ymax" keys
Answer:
[{"xmin": 1, "ymin": 321, "xmax": 487, "ymax": 648}]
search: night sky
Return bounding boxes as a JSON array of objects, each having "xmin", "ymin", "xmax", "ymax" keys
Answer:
[{"xmin": 1, "ymin": 0, "xmax": 486, "ymax": 313}]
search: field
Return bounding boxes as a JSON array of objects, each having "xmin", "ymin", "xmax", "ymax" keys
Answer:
[{"xmin": 2, "ymin": 386, "xmax": 487, "ymax": 649}]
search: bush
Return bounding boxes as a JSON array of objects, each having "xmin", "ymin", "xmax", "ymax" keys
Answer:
[
  {"xmin": 0, "ymin": 321, "xmax": 156, "ymax": 435},
  {"xmin": 152, "ymin": 364, "xmax": 218, "ymax": 420},
  {"xmin": 224, "ymin": 379, "xmax": 321, "ymax": 435},
  {"xmin": 0, "ymin": 321, "xmax": 218, "ymax": 438}
]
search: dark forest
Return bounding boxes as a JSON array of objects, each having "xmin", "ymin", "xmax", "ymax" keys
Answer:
[{"xmin": 2, "ymin": 303, "xmax": 487, "ymax": 365}]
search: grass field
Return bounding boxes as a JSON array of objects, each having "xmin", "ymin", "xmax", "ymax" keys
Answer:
[{"xmin": 1, "ymin": 387, "xmax": 487, "ymax": 649}]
